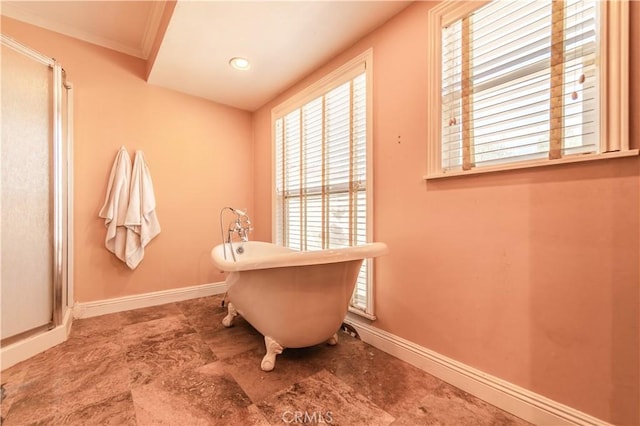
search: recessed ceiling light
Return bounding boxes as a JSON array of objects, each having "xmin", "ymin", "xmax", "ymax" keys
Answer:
[{"xmin": 229, "ymin": 57, "xmax": 250, "ymax": 71}]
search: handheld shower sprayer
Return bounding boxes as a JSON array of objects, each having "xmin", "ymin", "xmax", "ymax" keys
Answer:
[{"xmin": 229, "ymin": 207, "xmax": 247, "ymax": 217}]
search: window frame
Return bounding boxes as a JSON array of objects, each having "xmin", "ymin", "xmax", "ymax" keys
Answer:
[
  {"xmin": 271, "ymin": 49, "xmax": 376, "ymax": 319},
  {"xmin": 426, "ymin": 0, "xmax": 635, "ymax": 179}
]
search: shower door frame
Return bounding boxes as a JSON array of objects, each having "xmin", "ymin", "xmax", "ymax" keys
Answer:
[{"xmin": 1, "ymin": 34, "xmax": 74, "ymax": 339}]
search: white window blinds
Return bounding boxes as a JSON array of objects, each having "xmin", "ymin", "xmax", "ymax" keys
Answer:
[
  {"xmin": 274, "ymin": 57, "xmax": 372, "ymax": 314},
  {"xmin": 440, "ymin": 0, "xmax": 599, "ymax": 172}
]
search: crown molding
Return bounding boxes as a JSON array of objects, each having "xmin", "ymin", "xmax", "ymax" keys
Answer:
[{"xmin": 1, "ymin": 2, "xmax": 166, "ymax": 60}]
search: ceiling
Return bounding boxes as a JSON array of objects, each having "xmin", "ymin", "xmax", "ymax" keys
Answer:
[{"xmin": 1, "ymin": 1, "xmax": 412, "ymax": 111}]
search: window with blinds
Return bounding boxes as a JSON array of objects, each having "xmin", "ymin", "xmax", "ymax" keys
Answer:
[
  {"xmin": 427, "ymin": 0, "xmax": 631, "ymax": 177},
  {"xmin": 273, "ymin": 51, "xmax": 373, "ymax": 316}
]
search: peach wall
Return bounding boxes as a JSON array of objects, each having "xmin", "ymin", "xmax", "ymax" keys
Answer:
[
  {"xmin": 1, "ymin": 17, "xmax": 253, "ymax": 302},
  {"xmin": 252, "ymin": 3, "xmax": 639, "ymax": 425}
]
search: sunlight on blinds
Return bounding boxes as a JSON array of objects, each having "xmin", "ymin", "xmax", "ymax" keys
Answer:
[
  {"xmin": 275, "ymin": 71, "xmax": 370, "ymax": 311},
  {"xmin": 441, "ymin": 0, "xmax": 598, "ymax": 171}
]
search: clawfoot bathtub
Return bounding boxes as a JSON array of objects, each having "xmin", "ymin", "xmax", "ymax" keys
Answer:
[{"xmin": 210, "ymin": 241, "xmax": 388, "ymax": 371}]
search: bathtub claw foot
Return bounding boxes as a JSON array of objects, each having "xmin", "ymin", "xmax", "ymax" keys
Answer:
[
  {"xmin": 222, "ymin": 302, "xmax": 238, "ymax": 327},
  {"xmin": 327, "ymin": 333, "xmax": 338, "ymax": 346},
  {"xmin": 261, "ymin": 336, "xmax": 284, "ymax": 371}
]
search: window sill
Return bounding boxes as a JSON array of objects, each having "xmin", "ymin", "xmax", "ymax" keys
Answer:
[
  {"xmin": 348, "ymin": 306, "xmax": 377, "ymax": 321},
  {"xmin": 424, "ymin": 149, "xmax": 639, "ymax": 180}
]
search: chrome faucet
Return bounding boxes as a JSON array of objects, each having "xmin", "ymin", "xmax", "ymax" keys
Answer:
[
  {"xmin": 219, "ymin": 207, "xmax": 252, "ymax": 261},
  {"xmin": 229, "ymin": 213, "xmax": 251, "ymax": 242}
]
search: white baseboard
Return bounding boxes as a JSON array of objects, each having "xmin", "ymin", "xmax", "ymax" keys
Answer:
[
  {"xmin": 1, "ymin": 307, "xmax": 73, "ymax": 371},
  {"xmin": 73, "ymin": 281, "xmax": 227, "ymax": 319},
  {"xmin": 344, "ymin": 317, "xmax": 610, "ymax": 426}
]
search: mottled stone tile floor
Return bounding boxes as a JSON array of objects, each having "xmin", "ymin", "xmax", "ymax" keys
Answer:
[{"xmin": 1, "ymin": 295, "xmax": 531, "ymax": 425}]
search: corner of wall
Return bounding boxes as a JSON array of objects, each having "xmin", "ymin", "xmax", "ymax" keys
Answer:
[{"xmin": 145, "ymin": 0, "xmax": 177, "ymax": 81}]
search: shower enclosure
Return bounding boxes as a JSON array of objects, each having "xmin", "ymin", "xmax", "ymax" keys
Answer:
[{"xmin": 1, "ymin": 34, "xmax": 73, "ymax": 361}]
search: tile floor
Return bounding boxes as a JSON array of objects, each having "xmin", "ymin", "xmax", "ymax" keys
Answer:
[{"xmin": 1, "ymin": 295, "xmax": 531, "ymax": 425}]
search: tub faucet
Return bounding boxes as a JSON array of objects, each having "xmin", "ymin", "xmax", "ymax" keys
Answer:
[
  {"xmin": 238, "ymin": 216, "xmax": 251, "ymax": 242},
  {"xmin": 229, "ymin": 215, "xmax": 251, "ymax": 243},
  {"xmin": 219, "ymin": 207, "xmax": 252, "ymax": 261}
]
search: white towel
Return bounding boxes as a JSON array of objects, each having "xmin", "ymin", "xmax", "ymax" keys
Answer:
[
  {"xmin": 124, "ymin": 150, "xmax": 161, "ymax": 269},
  {"xmin": 98, "ymin": 146, "xmax": 131, "ymax": 262}
]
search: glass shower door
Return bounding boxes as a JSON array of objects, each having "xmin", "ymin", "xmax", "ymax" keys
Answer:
[{"xmin": 1, "ymin": 41, "xmax": 55, "ymax": 340}]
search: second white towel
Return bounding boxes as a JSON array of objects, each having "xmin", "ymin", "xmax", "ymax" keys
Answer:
[{"xmin": 124, "ymin": 150, "xmax": 161, "ymax": 269}]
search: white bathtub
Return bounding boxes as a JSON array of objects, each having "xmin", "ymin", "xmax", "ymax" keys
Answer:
[{"xmin": 210, "ymin": 241, "xmax": 388, "ymax": 371}]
